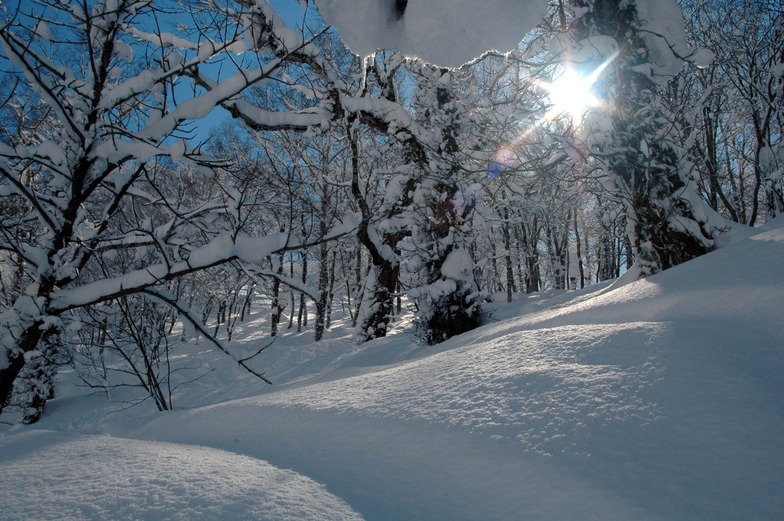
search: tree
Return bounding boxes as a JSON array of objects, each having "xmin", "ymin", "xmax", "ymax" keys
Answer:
[
  {"xmin": 567, "ymin": 0, "xmax": 726, "ymax": 276},
  {"xmin": 0, "ymin": 0, "xmax": 356, "ymax": 421},
  {"xmin": 3, "ymin": 0, "xmax": 773, "ymax": 422},
  {"xmin": 74, "ymin": 292, "xmax": 181, "ymax": 412},
  {"xmin": 402, "ymin": 64, "xmax": 489, "ymax": 342},
  {"xmin": 681, "ymin": 0, "xmax": 784, "ymax": 225}
]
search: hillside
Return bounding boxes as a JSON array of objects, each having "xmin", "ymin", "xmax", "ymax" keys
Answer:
[{"xmin": 1, "ymin": 218, "xmax": 783, "ymax": 520}]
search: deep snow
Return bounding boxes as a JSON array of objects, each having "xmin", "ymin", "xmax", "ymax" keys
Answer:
[{"xmin": 1, "ymin": 219, "xmax": 783, "ymax": 520}]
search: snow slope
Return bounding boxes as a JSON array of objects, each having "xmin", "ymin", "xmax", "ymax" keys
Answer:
[
  {"xmin": 1, "ymin": 219, "xmax": 783, "ymax": 520},
  {"xmin": 0, "ymin": 430, "xmax": 362, "ymax": 520}
]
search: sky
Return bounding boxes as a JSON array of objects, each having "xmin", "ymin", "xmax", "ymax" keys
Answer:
[{"xmin": 0, "ymin": 0, "xmax": 320, "ymax": 144}]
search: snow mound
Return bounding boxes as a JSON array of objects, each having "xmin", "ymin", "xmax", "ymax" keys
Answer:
[
  {"xmin": 4, "ymin": 221, "xmax": 783, "ymax": 521},
  {"xmin": 131, "ymin": 219, "xmax": 784, "ymax": 520},
  {"xmin": 0, "ymin": 430, "xmax": 362, "ymax": 521}
]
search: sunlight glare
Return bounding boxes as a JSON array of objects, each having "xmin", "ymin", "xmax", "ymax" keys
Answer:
[
  {"xmin": 541, "ymin": 56, "xmax": 615, "ymax": 123},
  {"xmin": 543, "ymin": 69, "xmax": 598, "ymax": 121}
]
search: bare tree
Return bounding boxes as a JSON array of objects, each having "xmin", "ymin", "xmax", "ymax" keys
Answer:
[{"xmin": 0, "ymin": 0, "xmax": 356, "ymax": 420}]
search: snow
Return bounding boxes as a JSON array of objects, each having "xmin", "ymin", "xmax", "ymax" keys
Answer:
[
  {"xmin": 313, "ymin": 0, "xmax": 549, "ymax": 67},
  {"xmin": 34, "ymin": 21, "xmax": 53, "ymax": 41},
  {"xmin": 0, "ymin": 430, "xmax": 362, "ymax": 520},
  {"xmin": 2, "ymin": 219, "xmax": 783, "ymax": 520},
  {"xmin": 439, "ymin": 248, "xmax": 474, "ymax": 282},
  {"xmin": 553, "ymin": 0, "xmax": 692, "ymax": 83},
  {"xmin": 634, "ymin": 0, "xmax": 689, "ymax": 81},
  {"xmin": 690, "ymin": 47, "xmax": 715, "ymax": 69}
]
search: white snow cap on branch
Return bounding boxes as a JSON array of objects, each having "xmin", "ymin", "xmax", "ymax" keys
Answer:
[
  {"xmin": 313, "ymin": 0, "xmax": 549, "ymax": 67},
  {"xmin": 634, "ymin": 0, "xmax": 689, "ymax": 81}
]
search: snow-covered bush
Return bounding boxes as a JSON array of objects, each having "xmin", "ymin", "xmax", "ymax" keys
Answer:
[{"xmin": 409, "ymin": 248, "xmax": 484, "ymax": 344}]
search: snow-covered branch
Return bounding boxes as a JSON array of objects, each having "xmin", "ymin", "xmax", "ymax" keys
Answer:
[{"xmin": 50, "ymin": 213, "xmax": 360, "ymax": 311}]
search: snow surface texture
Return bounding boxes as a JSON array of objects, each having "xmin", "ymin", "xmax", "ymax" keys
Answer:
[
  {"xmin": 0, "ymin": 430, "xmax": 362, "ymax": 521},
  {"xmin": 1, "ymin": 220, "xmax": 783, "ymax": 520},
  {"xmin": 313, "ymin": 0, "xmax": 549, "ymax": 67}
]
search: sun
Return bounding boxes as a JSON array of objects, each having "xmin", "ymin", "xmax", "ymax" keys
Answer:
[
  {"xmin": 540, "ymin": 57, "xmax": 615, "ymax": 123},
  {"xmin": 542, "ymin": 69, "xmax": 599, "ymax": 121}
]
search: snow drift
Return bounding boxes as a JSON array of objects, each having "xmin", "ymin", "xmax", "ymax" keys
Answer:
[{"xmin": 1, "ymin": 219, "xmax": 783, "ymax": 520}]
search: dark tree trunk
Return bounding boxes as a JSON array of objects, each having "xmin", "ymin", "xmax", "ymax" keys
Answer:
[
  {"xmin": 325, "ymin": 250, "xmax": 337, "ymax": 330},
  {"xmin": 270, "ymin": 254, "xmax": 284, "ymax": 337},
  {"xmin": 314, "ymin": 241, "xmax": 329, "ymax": 341},
  {"xmin": 574, "ymin": 210, "xmax": 585, "ymax": 289},
  {"xmin": 297, "ymin": 250, "xmax": 307, "ymax": 333},
  {"xmin": 519, "ymin": 221, "xmax": 541, "ymax": 293},
  {"xmin": 0, "ymin": 319, "xmax": 47, "ymax": 418},
  {"xmin": 348, "ymin": 118, "xmax": 409, "ymax": 343},
  {"xmin": 0, "ymin": 351, "xmax": 27, "ymax": 417},
  {"xmin": 503, "ymin": 208, "xmax": 515, "ymax": 302},
  {"xmin": 572, "ymin": 0, "xmax": 714, "ymax": 276}
]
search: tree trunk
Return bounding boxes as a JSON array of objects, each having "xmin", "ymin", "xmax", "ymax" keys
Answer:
[
  {"xmin": 0, "ymin": 351, "xmax": 27, "ymax": 417},
  {"xmin": 325, "ymin": 250, "xmax": 337, "ymax": 330},
  {"xmin": 270, "ymin": 254, "xmax": 284, "ymax": 337},
  {"xmin": 573, "ymin": 0, "xmax": 715, "ymax": 276},
  {"xmin": 519, "ymin": 221, "xmax": 541, "ymax": 293},
  {"xmin": 348, "ymin": 119, "xmax": 408, "ymax": 343},
  {"xmin": 297, "ymin": 250, "xmax": 307, "ymax": 333},
  {"xmin": 0, "ymin": 319, "xmax": 46, "ymax": 418},
  {"xmin": 287, "ymin": 257, "xmax": 295, "ymax": 330},
  {"xmin": 314, "ymin": 240, "xmax": 329, "ymax": 341},
  {"xmin": 350, "ymin": 246, "xmax": 362, "ymax": 328},
  {"xmin": 503, "ymin": 208, "xmax": 515, "ymax": 302},
  {"xmin": 573, "ymin": 209, "xmax": 585, "ymax": 289}
]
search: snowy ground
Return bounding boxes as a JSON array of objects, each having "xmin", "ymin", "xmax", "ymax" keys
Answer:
[{"xmin": 1, "ymin": 219, "xmax": 783, "ymax": 520}]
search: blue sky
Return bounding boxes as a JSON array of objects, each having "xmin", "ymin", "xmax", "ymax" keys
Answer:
[
  {"xmin": 191, "ymin": 0, "xmax": 324, "ymax": 144},
  {"xmin": 1, "ymin": 0, "xmax": 329, "ymax": 144}
]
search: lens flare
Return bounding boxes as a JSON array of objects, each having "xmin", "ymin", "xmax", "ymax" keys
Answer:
[
  {"xmin": 485, "ymin": 55, "xmax": 616, "ymax": 177},
  {"xmin": 487, "ymin": 146, "xmax": 517, "ymax": 178},
  {"xmin": 543, "ymin": 69, "xmax": 598, "ymax": 120}
]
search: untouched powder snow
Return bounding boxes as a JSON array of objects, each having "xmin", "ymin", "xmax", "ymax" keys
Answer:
[
  {"xmin": 0, "ymin": 430, "xmax": 362, "ymax": 521},
  {"xmin": 1, "ymin": 219, "xmax": 783, "ymax": 520}
]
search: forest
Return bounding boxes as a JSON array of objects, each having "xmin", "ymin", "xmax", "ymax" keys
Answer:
[{"xmin": 0, "ymin": 0, "xmax": 781, "ymax": 424}]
